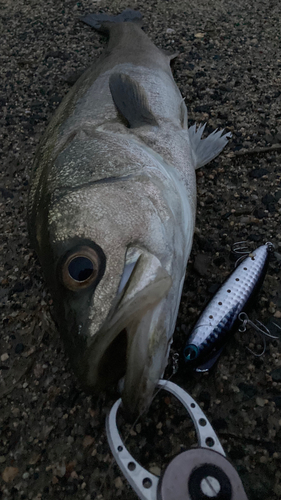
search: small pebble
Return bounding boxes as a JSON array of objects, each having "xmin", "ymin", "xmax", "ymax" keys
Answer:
[
  {"xmin": 2, "ymin": 466, "xmax": 19, "ymax": 483},
  {"xmin": 256, "ymin": 397, "xmax": 267, "ymax": 407},
  {"xmin": 149, "ymin": 465, "xmax": 161, "ymax": 476},
  {"xmin": 15, "ymin": 343, "xmax": 24, "ymax": 354},
  {"xmin": 271, "ymin": 368, "xmax": 281, "ymax": 382},
  {"xmin": 83, "ymin": 435, "xmax": 94, "ymax": 448},
  {"xmin": 114, "ymin": 476, "xmax": 123, "ymax": 489}
]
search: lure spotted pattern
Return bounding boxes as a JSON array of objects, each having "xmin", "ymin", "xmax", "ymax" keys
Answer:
[{"xmin": 184, "ymin": 242, "xmax": 274, "ymax": 371}]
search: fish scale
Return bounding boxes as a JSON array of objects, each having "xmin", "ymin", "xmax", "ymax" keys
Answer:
[{"xmin": 184, "ymin": 243, "xmax": 273, "ymax": 369}]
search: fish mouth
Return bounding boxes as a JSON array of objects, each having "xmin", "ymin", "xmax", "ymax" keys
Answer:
[
  {"xmin": 97, "ymin": 328, "xmax": 128, "ymax": 388},
  {"xmin": 85, "ymin": 247, "xmax": 172, "ymax": 416}
]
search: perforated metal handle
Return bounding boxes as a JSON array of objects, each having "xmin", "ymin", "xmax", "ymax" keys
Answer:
[
  {"xmin": 157, "ymin": 380, "xmax": 225, "ymax": 456},
  {"xmin": 106, "ymin": 380, "xmax": 227, "ymax": 499},
  {"xmin": 106, "ymin": 397, "xmax": 159, "ymax": 500}
]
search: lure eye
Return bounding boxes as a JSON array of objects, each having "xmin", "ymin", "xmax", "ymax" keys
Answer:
[
  {"xmin": 184, "ymin": 345, "xmax": 199, "ymax": 362},
  {"xmin": 62, "ymin": 246, "xmax": 100, "ymax": 291}
]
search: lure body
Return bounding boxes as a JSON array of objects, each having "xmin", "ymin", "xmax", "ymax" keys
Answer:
[{"xmin": 184, "ymin": 243, "xmax": 273, "ymax": 371}]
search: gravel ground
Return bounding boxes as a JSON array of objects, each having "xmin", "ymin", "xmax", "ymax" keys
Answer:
[{"xmin": 1, "ymin": 0, "xmax": 281, "ymax": 499}]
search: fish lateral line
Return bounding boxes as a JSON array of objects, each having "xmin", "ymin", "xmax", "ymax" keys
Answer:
[{"xmin": 53, "ymin": 174, "xmax": 136, "ymax": 195}]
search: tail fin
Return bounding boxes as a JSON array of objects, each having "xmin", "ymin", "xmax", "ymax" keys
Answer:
[
  {"xmin": 189, "ymin": 123, "xmax": 231, "ymax": 169},
  {"xmin": 81, "ymin": 9, "xmax": 142, "ymax": 33}
]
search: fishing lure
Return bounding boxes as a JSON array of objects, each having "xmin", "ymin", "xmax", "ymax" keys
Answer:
[{"xmin": 184, "ymin": 242, "xmax": 276, "ymax": 372}]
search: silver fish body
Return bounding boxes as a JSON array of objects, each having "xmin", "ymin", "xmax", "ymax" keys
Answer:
[
  {"xmin": 184, "ymin": 243, "xmax": 273, "ymax": 371},
  {"xmin": 28, "ymin": 10, "xmax": 230, "ymax": 416}
]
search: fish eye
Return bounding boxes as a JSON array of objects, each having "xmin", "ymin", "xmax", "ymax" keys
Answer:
[
  {"xmin": 184, "ymin": 344, "xmax": 199, "ymax": 362},
  {"xmin": 62, "ymin": 246, "xmax": 100, "ymax": 291},
  {"xmin": 68, "ymin": 256, "xmax": 93, "ymax": 281}
]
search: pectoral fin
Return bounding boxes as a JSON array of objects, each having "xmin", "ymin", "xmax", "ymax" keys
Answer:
[
  {"xmin": 189, "ymin": 123, "xmax": 232, "ymax": 169},
  {"xmin": 109, "ymin": 73, "xmax": 158, "ymax": 128}
]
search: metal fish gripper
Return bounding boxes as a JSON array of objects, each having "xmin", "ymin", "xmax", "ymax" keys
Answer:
[{"xmin": 106, "ymin": 380, "xmax": 249, "ymax": 500}]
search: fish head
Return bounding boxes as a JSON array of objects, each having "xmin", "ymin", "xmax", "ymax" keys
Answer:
[{"xmin": 38, "ymin": 170, "xmax": 175, "ymax": 417}]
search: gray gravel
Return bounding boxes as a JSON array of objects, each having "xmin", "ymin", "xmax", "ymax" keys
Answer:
[{"xmin": 1, "ymin": 0, "xmax": 281, "ymax": 499}]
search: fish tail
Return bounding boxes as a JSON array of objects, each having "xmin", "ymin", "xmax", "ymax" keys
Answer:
[
  {"xmin": 80, "ymin": 9, "xmax": 143, "ymax": 34},
  {"xmin": 189, "ymin": 123, "xmax": 231, "ymax": 169}
]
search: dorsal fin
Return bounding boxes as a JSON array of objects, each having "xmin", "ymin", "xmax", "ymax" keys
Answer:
[{"xmin": 109, "ymin": 73, "xmax": 158, "ymax": 129}]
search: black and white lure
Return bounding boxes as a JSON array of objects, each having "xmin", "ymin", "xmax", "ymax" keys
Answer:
[{"xmin": 184, "ymin": 242, "xmax": 277, "ymax": 372}]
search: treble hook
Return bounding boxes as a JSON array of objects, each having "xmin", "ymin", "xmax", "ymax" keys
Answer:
[
  {"xmin": 232, "ymin": 241, "xmax": 275, "ymax": 268},
  {"xmin": 231, "ymin": 241, "xmax": 250, "ymax": 267},
  {"xmin": 232, "ymin": 241, "xmax": 250, "ymax": 255},
  {"xmin": 238, "ymin": 312, "xmax": 279, "ymax": 357},
  {"xmin": 272, "ymin": 322, "xmax": 281, "ymax": 332}
]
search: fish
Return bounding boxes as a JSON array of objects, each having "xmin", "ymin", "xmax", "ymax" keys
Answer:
[
  {"xmin": 183, "ymin": 242, "xmax": 274, "ymax": 372},
  {"xmin": 28, "ymin": 9, "xmax": 231, "ymax": 416}
]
